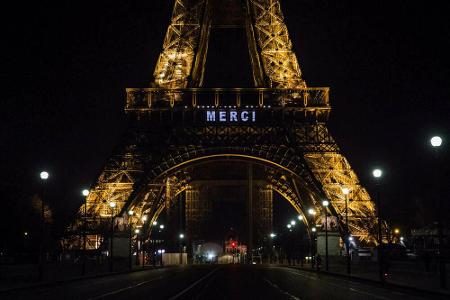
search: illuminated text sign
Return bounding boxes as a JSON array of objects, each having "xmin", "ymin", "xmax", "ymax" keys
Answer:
[{"xmin": 206, "ymin": 110, "xmax": 256, "ymax": 123}]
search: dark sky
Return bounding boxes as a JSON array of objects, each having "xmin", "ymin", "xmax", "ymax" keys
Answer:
[{"xmin": 1, "ymin": 0, "xmax": 449, "ymax": 240}]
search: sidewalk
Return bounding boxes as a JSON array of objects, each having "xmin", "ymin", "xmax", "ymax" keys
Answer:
[
  {"xmin": 282, "ymin": 261, "xmax": 450, "ymax": 297},
  {"xmin": 0, "ymin": 261, "xmax": 159, "ymax": 293}
]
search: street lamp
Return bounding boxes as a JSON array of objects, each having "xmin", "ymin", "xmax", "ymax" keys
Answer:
[
  {"xmin": 287, "ymin": 224, "xmax": 292, "ymax": 229},
  {"xmin": 430, "ymin": 136, "xmax": 443, "ymax": 147},
  {"xmin": 38, "ymin": 170, "xmax": 49, "ymax": 281},
  {"xmin": 430, "ymin": 135, "xmax": 446, "ymax": 288},
  {"xmin": 153, "ymin": 221, "xmax": 158, "ymax": 226},
  {"xmin": 308, "ymin": 208, "xmax": 316, "ymax": 216},
  {"xmin": 270, "ymin": 233, "xmax": 276, "ymax": 238},
  {"xmin": 322, "ymin": 200, "xmax": 329, "ymax": 271},
  {"xmin": 81, "ymin": 188, "xmax": 90, "ymax": 276},
  {"xmin": 290, "ymin": 220, "xmax": 296, "ymax": 226},
  {"xmin": 372, "ymin": 168, "xmax": 384, "ymax": 283},
  {"xmin": 179, "ymin": 233, "xmax": 185, "ymax": 264},
  {"xmin": 109, "ymin": 201, "xmax": 116, "ymax": 272},
  {"xmin": 298, "ymin": 215, "xmax": 304, "ymax": 221},
  {"xmin": 342, "ymin": 186, "xmax": 351, "ymax": 275},
  {"xmin": 159, "ymin": 224, "xmax": 165, "ymax": 230}
]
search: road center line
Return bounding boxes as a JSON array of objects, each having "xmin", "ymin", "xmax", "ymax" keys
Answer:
[
  {"xmin": 87, "ymin": 276, "xmax": 164, "ymax": 300},
  {"xmin": 168, "ymin": 268, "xmax": 219, "ymax": 300},
  {"xmin": 283, "ymin": 269, "xmax": 389, "ymax": 300},
  {"xmin": 263, "ymin": 278, "xmax": 302, "ymax": 300}
]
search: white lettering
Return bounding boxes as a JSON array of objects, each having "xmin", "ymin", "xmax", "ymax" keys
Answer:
[
  {"xmin": 241, "ymin": 111, "xmax": 249, "ymax": 121},
  {"xmin": 219, "ymin": 111, "xmax": 226, "ymax": 122},
  {"xmin": 252, "ymin": 111, "xmax": 256, "ymax": 121},
  {"xmin": 206, "ymin": 110, "xmax": 216, "ymax": 122},
  {"xmin": 230, "ymin": 111, "xmax": 238, "ymax": 122}
]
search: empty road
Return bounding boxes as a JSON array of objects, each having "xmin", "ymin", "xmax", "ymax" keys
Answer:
[{"xmin": 1, "ymin": 265, "xmax": 445, "ymax": 299}]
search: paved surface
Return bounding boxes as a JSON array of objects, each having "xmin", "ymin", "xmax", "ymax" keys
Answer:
[{"xmin": 1, "ymin": 265, "xmax": 446, "ymax": 300}]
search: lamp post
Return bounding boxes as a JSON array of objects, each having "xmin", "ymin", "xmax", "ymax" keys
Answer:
[
  {"xmin": 134, "ymin": 228, "xmax": 140, "ymax": 266},
  {"xmin": 127, "ymin": 210, "xmax": 134, "ymax": 271},
  {"xmin": 430, "ymin": 135, "xmax": 446, "ymax": 289},
  {"xmin": 179, "ymin": 233, "xmax": 185, "ymax": 265},
  {"xmin": 372, "ymin": 168, "xmax": 384, "ymax": 283},
  {"xmin": 109, "ymin": 201, "xmax": 116, "ymax": 272},
  {"xmin": 322, "ymin": 200, "xmax": 330, "ymax": 272},
  {"xmin": 308, "ymin": 208, "xmax": 316, "ymax": 268},
  {"xmin": 81, "ymin": 189, "xmax": 89, "ymax": 276},
  {"xmin": 342, "ymin": 187, "xmax": 351, "ymax": 275},
  {"xmin": 38, "ymin": 171, "xmax": 49, "ymax": 281}
]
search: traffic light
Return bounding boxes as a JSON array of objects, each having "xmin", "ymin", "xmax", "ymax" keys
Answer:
[{"xmin": 231, "ymin": 241, "xmax": 236, "ymax": 248}]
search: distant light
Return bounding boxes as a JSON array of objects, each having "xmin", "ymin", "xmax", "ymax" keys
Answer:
[
  {"xmin": 430, "ymin": 136, "xmax": 443, "ymax": 147},
  {"xmin": 322, "ymin": 200, "xmax": 329, "ymax": 207},
  {"xmin": 153, "ymin": 221, "xmax": 158, "ymax": 226},
  {"xmin": 349, "ymin": 236, "xmax": 354, "ymax": 241},
  {"xmin": 287, "ymin": 224, "xmax": 292, "ymax": 229},
  {"xmin": 394, "ymin": 228, "xmax": 400, "ymax": 234},
  {"xmin": 82, "ymin": 189, "xmax": 89, "ymax": 197},
  {"xmin": 308, "ymin": 208, "xmax": 316, "ymax": 216},
  {"xmin": 372, "ymin": 169, "xmax": 383, "ymax": 178},
  {"xmin": 270, "ymin": 233, "xmax": 276, "ymax": 238},
  {"xmin": 134, "ymin": 229, "xmax": 140, "ymax": 234},
  {"xmin": 311, "ymin": 227, "xmax": 317, "ymax": 232},
  {"xmin": 400, "ymin": 236, "xmax": 404, "ymax": 242},
  {"xmin": 290, "ymin": 220, "xmax": 296, "ymax": 226},
  {"xmin": 207, "ymin": 253, "xmax": 215, "ymax": 260},
  {"xmin": 342, "ymin": 187, "xmax": 350, "ymax": 195},
  {"xmin": 179, "ymin": 233, "xmax": 184, "ymax": 239},
  {"xmin": 24, "ymin": 232, "xmax": 28, "ymax": 236},
  {"xmin": 109, "ymin": 202, "xmax": 116, "ymax": 208},
  {"xmin": 298, "ymin": 215, "xmax": 304, "ymax": 221},
  {"xmin": 159, "ymin": 224, "xmax": 165, "ymax": 229},
  {"xmin": 128, "ymin": 210, "xmax": 134, "ymax": 216},
  {"xmin": 40, "ymin": 171, "xmax": 49, "ymax": 180},
  {"xmin": 142, "ymin": 215, "xmax": 148, "ymax": 222}
]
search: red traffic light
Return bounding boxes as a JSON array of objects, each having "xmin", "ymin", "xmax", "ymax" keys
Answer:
[{"xmin": 231, "ymin": 242, "xmax": 236, "ymax": 248}]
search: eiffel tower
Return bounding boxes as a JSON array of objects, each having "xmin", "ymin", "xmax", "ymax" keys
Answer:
[{"xmin": 67, "ymin": 0, "xmax": 383, "ymax": 250}]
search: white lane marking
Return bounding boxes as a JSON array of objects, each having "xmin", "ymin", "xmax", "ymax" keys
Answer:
[
  {"xmin": 264, "ymin": 278, "xmax": 302, "ymax": 300},
  {"xmin": 87, "ymin": 276, "xmax": 164, "ymax": 300},
  {"xmin": 281, "ymin": 268, "xmax": 390, "ymax": 300},
  {"xmin": 349, "ymin": 288, "xmax": 389, "ymax": 300},
  {"xmin": 168, "ymin": 268, "xmax": 219, "ymax": 300}
]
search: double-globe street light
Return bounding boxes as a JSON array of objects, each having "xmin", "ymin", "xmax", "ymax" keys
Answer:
[
  {"xmin": 81, "ymin": 189, "xmax": 89, "ymax": 276},
  {"xmin": 342, "ymin": 187, "xmax": 352, "ymax": 275},
  {"xmin": 322, "ymin": 200, "xmax": 330, "ymax": 272},
  {"xmin": 109, "ymin": 201, "xmax": 117, "ymax": 272},
  {"xmin": 430, "ymin": 135, "xmax": 446, "ymax": 289},
  {"xmin": 38, "ymin": 171, "xmax": 49, "ymax": 281},
  {"xmin": 372, "ymin": 168, "xmax": 384, "ymax": 283}
]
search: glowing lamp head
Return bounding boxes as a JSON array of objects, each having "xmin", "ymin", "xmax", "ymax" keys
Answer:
[
  {"xmin": 159, "ymin": 224, "xmax": 164, "ymax": 229},
  {"xmin": 109, "ymin": 202, "xmax": 116, "ymax": 208},
  {"xmin": 342, "ymin": 187, "xmax": 350, "ymax": 195},
  {"xmin": 82, "ymin": 189, "xmax": 89, "ymax": 197},
  {"xmin": 349, "ymin": 236, "xmax": 354, "ymax": 241},
  {"xmin": 142, "ymin": 215, "xmax": 148, "ymax": 222},
  {"xmin": 152, "ymin": 221, "xmax": 158, "ymax": 226},
  {"xmin": 287, "ymin": 224, "xmax": 292, "ymax": 229},
  {"xmin": 322, "ymin": 200, "xmax": 329, "ymax": 207},
  {"xmin": 394, "ymin": 228, "xmax": 400, "ymax": 234},
  {"xmin": 311, "ymin": 227, "xmax": 317, "ymax": 233},
  {"xmin": 290, "ymin": 220, "xmax": 296, "ymax": 226},
  {"xmin": 40, "ymin": 171, "xmax": 49, "ymax": 180},
  {"xmin": 430, "ymin": 136, "xmax": 443, "ymax": 147},
  {"xmin": 128, "ymin": 210, "xmax": 134, "ymax": 216},
  {"xmin": 134, "ymin": 229, "xmax": 140, "ymax": 234},
  {"xmin": 231, "ymin": 241, "xmax": 236, "ymax": 248},
  {"xmin": 298, "ymin": 215, "xmax": 304, "ymax": 221},
  {"xmin": 270, "ymin": 233, "xmax": 276, "ymax": 238},
  {"xmin": 372, "ymin": 169, "xmax": 383, "ymax": 178},
  {"xmin": 179, "ymin": 233, "xmax": 184, "ymax": 239},
  {"xmin": 308, "ymin": 208, "xmax": 316, "ymax": 216}
]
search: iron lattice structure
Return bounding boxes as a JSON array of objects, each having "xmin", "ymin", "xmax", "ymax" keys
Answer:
[{"xmin": 68, "ymin": 0, "xmax": 384, "ymax": 247}]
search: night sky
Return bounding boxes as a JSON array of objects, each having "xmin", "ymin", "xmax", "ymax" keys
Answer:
[{"xmin": 1, "ymin": 0, "xmax": 449, "ymax": 245}]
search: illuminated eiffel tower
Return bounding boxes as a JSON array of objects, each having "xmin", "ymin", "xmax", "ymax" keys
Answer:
[{"xmin": 67, "ymin": 0, "xmax": 384, "ymax": 250}]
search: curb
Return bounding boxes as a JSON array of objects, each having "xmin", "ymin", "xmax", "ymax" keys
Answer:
[
  {"xmin": 286, "ymin": 266, "xmax": 450, "ymax": 298},
  {"xmin": 0, "ymin": 266, "xmax": 165, "ymax": 294}
]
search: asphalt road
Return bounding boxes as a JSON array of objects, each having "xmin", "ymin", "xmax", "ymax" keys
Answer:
[{"xmin": 1, "ymin": 265, "xmax": 446, "ymax": 300}]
